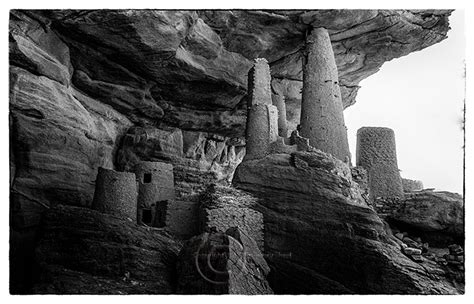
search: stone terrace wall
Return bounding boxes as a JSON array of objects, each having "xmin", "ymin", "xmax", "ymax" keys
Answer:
[{"xmin": 199, "ymin": 184, "xmax": 264, "ymax": 250}]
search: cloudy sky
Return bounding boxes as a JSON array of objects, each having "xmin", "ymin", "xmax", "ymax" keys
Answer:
[{"xmin": 344, "ymin": 10, "xmax": 465, "ymax": 194}]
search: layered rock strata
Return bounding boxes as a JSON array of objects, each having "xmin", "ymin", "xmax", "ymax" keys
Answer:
[
  {"xmin": 388, "ymin": 190, "xmax": 463, "ymax": 246},
  {"xmin": 233, "ymin": 150, "xmax": 459, "ymax": 294},
  {"xmin": 32, "ymin": 205, "xmax": 181, "ymax": 294}
]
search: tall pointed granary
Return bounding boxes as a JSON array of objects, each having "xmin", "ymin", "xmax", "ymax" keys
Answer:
[
  {"xmin": 300, "ymin": 27, "xmax": 350, "ymax": 162},
  {"xmin": 244, "ymin": 58, "xmax": 279, "ymax": 160}
]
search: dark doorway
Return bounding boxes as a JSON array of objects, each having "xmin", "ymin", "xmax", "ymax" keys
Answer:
[
  {"xmin": 155, "ymin": 201, "xmax": 168, "ymax": 228},
  {"xmin": 143, "ymin": 173, "xmax": 152, "ymax": 183},
  {"xmin": 142, "ymin": 208, "xmax": 152, "ymax": 225}
]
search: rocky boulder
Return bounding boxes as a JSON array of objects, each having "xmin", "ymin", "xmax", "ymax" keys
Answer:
[
  {"xmin": 176, "ymin": 228, "xmax": 273, "ymax": 294},
  {"xmin": 233, "ymin": 151, "xmax": 460, "ymax": 294},
  {"xmin": 32, "ymin": 205, "xmax": 181, "ymax": 294},
  {"xmin": 388, "ymin": 190, "xmax": 464, "ymax": 246}
]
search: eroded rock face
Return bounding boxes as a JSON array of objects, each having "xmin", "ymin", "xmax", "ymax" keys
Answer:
[
  {"xmin": 9, "ymin": 9, "xmax": 451, "ymax": 229},
  {"xmin": 388, "ymin": 191, "xmax": 464, "ymax": 246},
  {"xmin": 233, "ymin": 151, "xmax": 459, "ymax": 294},
  {"xmin": 32, "ymin": 205, "xmax": 181, "ymax": 294},
  {"xmin": 115, "ymin": 126, "xmax": 245, "ymax": 239},
  {"xmin": 9, "ymin": 9, "xmax": 455, "ymax": 294},
  {"xmin": 10, "ymin": 66, "xmax": 132, "ymax": 229},
  {"xmin": 176, "ymin": 229, "xmax": 272, "ymax": 294},
  {"xmin": 12, "ymin": 9, "xmax": 451, "ymax": 137}
]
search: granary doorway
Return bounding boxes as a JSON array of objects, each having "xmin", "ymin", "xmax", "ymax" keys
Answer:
[
  {"xmin": 154, "ymin": 200, "xmax": 168, "ymax": 228},
  {"xmin": 141, "ymin": 208, "xmax": 153, "ymax": 226}
]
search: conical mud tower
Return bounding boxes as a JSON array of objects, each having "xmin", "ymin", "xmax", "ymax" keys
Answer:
[{"xmin": 300, "ymin": 27, "xmax": 350, "ymax": 162}]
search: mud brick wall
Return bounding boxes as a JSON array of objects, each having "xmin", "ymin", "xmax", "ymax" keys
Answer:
[
  {"xmin": 356, "ymin": 127, "xmax": 404, "ymax": 200},
  {"xmin": 300, "ymin": 27, "xmax": 350, "ymax": 162},
  {"xmin": 245, "ymin": 58, "xmax": 278, "ymax": 161},
  {"xmin": 92, "ymin": 167, "xmax": 137, "ymax": 221}
]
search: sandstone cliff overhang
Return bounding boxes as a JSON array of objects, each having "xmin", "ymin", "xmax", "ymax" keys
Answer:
[{"xmin": 11, "ymin": 9, "xmax": 451, "ymax": 137}]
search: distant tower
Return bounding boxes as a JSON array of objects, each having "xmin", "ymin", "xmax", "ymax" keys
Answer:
[
  {"xmin": 402, "ymin": 178, "xmax": 424, "ymax": 192},
  {"xmin": 300, "ymin": 27, "xmax": 350, "ymax": 161},
  {"xmin": 92, "ymin": 167, "xmax": 138, "ymax": 221},
  {"xmin": 135, "ymin": 161, "xmax": 175, "ymax": 227},
  {"xmin": 245, "ymin": 58, "xmax": 279, "ymax": 160},
  {"xmin": 272, "ymin": 93, "xmax": 288, "ymax": 137},
  {"xmin": 356, "ymin": 127, "xmax": 404, "ymax": 200}
]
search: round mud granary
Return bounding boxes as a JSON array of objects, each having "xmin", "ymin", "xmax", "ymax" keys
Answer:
[
  {"xmin": 402, "ymin": 178, "xmax": 424, "ymax": 192},
  {"xmin": 92, "ymin": 167, "xmax": 138, "ymax": 221},
  {"xmin": 356, "ymin": 127, "xmax": 404, "ymax": 200},
  {"xmin": 134, "ymin": 161, "xmax": 175, "ymax": 227}
]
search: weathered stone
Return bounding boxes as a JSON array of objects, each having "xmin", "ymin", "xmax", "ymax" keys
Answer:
[
  {"xmin": 388, "ymin": 191, "xmax": 463, "ymax": 247},
  {"xmin": 9, "ymin": 11, "xmax": 72, "ymax": 86},
  {"xmin": 233, "ymin": 150, "xmax": 459, "ymax": 294},
  {"xmin": 10, "ymin": 66, "xmax": 132, "ymax": 229},
  {"xmin": 199, "ymin": 184, "xmax": 264, "ymax": 250},
  {"xmin": 91, "ymin": 168, "xmax": 138, "ymax": 222},
  {"xmin": 448, "ymin": 244, "xmax": 463, "ymax": 255},
  {"xmin": 9, "ymin": 9, "xmax": 459, "ymax": 295},
  {"xmin": 403, "ymin": 237, "xmax": 422, "ymax": 249},
  {"xmin": 32, "ymin": 205, "xmax": 180, "ymax": 294},
  {"xmin": 356, "ymin": 127, "xmax": 404, "ymax": 200},
  {"xmin": 115, "ymin": 126, "xmax": 246, "ymax": 239},
  {"xmin": 395, "ymin": 233, "xmax": 404, "ymax": 240},
  {"xmin": 403, "ymin": 247, "xmax": 422, "ymax": 256},
  {"xmin": 176, "ymin": 229, "xmax": 272, "ymax": 294},
  {"xmin": 300, "ymin": 27, "xmax": 350, "ymax": 162}
]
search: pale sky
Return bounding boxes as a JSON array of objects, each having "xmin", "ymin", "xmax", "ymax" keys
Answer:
[{"xmin": 345, "ymin": 10, "xmax": 465, "ymax": 194}]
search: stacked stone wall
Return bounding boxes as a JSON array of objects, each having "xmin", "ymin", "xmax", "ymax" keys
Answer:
[{"xmin": 199, "ymin": 185, "xmax": 264, "ymax": 250}]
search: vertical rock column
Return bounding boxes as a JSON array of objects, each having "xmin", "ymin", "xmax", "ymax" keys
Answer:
[
  {"xmin": 272, "ymin": 93, "xmax": 288, "ymax": 137},
  {"xmin": 356, "ymin": 127, "xmax": 404, "ymax": 200},
  {"xmin": 300, "ymin": 27, "xmax": 350, "ymax": 161},
  {"xmin": 244, "ymin": 58, "xmax": 278, "ymax": 161}
]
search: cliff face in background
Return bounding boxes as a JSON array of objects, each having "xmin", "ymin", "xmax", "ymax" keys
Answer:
[{"xmin": 9, "ymin": 9, "xmax": 453, "ymax": 293}]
